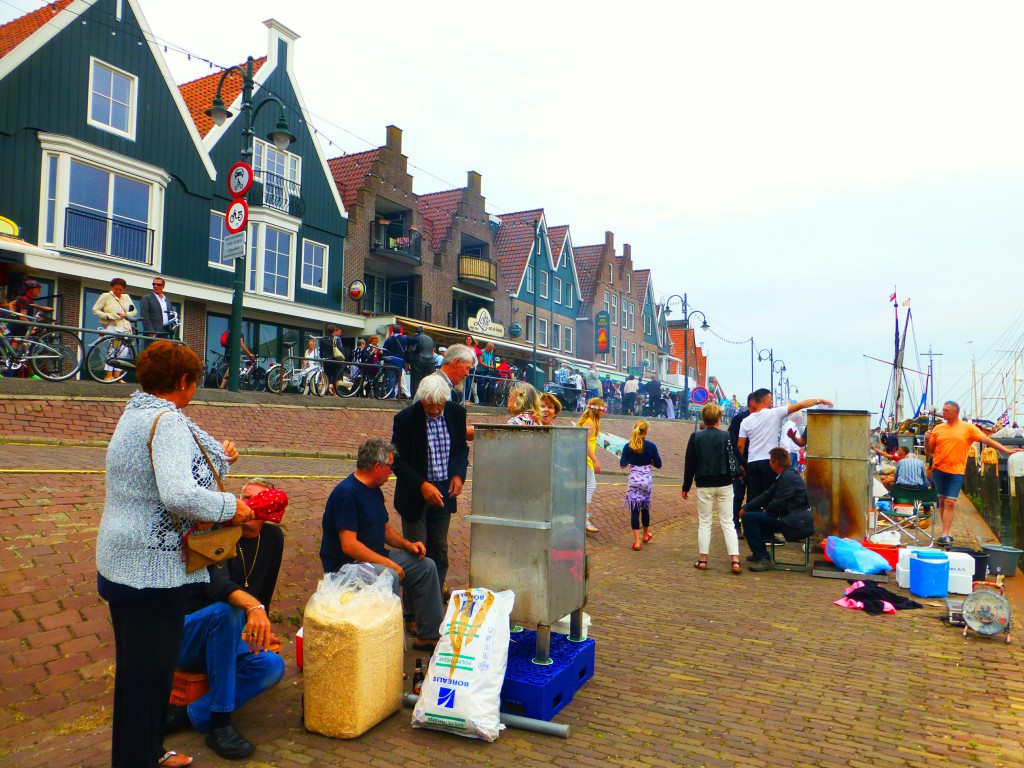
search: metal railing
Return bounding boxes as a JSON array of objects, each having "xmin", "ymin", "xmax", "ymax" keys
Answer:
[
  {"xmin": 457, "ymin": 254, "xmax": 498, "ymax": 288},
  {"xmin": 252, "ymin": 171, "xmax": 304, "ymax": 217},
  {"xmin": 64, "ymin": 208, "xmax": 154, "ymax": 264},
  {"xmin": 369, "ymin": 221, "xmax": 422, "ymax": 263},
  {"xmin": 364, "ymin": 290, "xmax": 432, "ymax": 322}
]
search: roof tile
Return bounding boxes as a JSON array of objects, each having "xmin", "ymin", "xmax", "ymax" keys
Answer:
[
  {"xmin": 573, "ymin": 244, "xmax": 605, "ymax": 306},
  {"xmin": 494, "ymin": 209, "xmax": 544, "ymax": 289},
  {"xmin": 0, "ymin": 0, "xmax": 74, "ymax": 60},
  {"xmin": 417, "ymin": 189, "xmax": 464, "ymax": 252},
  {"xmin": 327, "ymin": 149, "xmax": 380, "ymax": 211},
  {"xmin": 178, "ymin": 58, "xmax": 268, "ymax": 138}
]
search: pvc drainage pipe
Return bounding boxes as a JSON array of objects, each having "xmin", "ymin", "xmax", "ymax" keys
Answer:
[{"xmin": 401, "ymin": 693, "xmax": 570, "ymax": 738}]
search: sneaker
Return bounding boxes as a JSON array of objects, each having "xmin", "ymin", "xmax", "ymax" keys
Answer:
[
  {"xmin": 937, "ymin": 535, "xmax": 954, "ymax": 545},
  {"xmin": 748, "ymin": 558, "xmax": 773, "ymax": 572}
]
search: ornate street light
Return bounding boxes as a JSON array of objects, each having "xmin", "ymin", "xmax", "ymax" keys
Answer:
[
  {"xmin": 206, "ymin": 57, "xmax": 296, "ymax": 391},
  {"xmin": 664, "ymin": 293, "xmax": 709, "ymax": 419}
]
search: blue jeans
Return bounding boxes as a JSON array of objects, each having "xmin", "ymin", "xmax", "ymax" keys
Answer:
[
  {"xmin": 369, "ymin": 552, "xmax": 444, "ymax": 641},
  {"xmin": 383, "ymin": 356, "xmax": 404, "ymax": 396},
  {"xmin": 177, "ymin": 602, "xmax": 286, "ymax": 732},
  {"xmin": 742, "ymin": 510, "xmax": 784, "ymax": 561}
]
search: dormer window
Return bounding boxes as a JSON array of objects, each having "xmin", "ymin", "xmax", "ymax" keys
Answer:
[
  {"xmin": 88, "ymin": 58, "xmax": 136, "ymax": 140},
  {"xmin": 253, "ymin": 139, "xmax": 302, "ymax": 214}
]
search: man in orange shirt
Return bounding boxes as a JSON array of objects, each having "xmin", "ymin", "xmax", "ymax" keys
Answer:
[{"xmin": 925, "ymin": 400, "xmax": 1021, "ymax": 545}]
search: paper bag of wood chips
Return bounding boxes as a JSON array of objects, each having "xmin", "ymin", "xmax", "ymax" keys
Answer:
[
  {"xmin": 303, "ymin": 564, "xmax": 404, "ymax": 738},
  {"xmin": 412, "ymin": 588, "xmax": 514, "ymax": 741}
]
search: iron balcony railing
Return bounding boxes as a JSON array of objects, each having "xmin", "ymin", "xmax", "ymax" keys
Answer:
[
  {"xmin": 363, "ymin": 289, "xmax": 432, "ymax": 322},
  {"xmin": 64, "ymin": 208, "xmax": 153, "ymax": 265},
  {"xmin": 252, "ymin": 171, "xmax": 305, "ymax": 217},
  {"xmin": 457, "ymin": 254, "xmax": 497, "ymax": 289},
  {"xmin": 369, "ymin": 221, "xmax": 422, "ymax": 264}
]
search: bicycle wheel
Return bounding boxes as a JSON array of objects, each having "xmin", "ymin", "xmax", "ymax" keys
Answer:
[
  {"xmin": 85, "ymin": 336, "xmax": 134, "ymax": 383},
  {"xmin": 266, "ymin": 364, "xmax": 288, "ymax": 394},
  {"xmin": 28, "ymin": 331, "xmax": 83, "ymax": 381},
  {"xmin": 336, "ymin": 372, "xmax": 362, "ymax": 398},
  {"xmin": 241, "ymin": 365, "xmax": 268, "ymax": 392},
  {"xmin": 371, "ymin": 372, "xmax": 395, "ymax": 399},
  {"xmin": 310, "ymin": 369, "xmax": 328, "ymax": 397}
]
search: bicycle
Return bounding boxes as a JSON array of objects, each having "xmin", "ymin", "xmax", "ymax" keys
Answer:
[
  {"xmin": 266, "ymin": 345, "xmax": 328, "ymax": 396},
  {"xmin": 84, "ymin": 321, "xmax": 147, "ymax": 383},
  {"xmin": 336, "ymin": 346, "xmax": 396, "ymax": 399},
  {"xmin": 204, "ymin": 348, "xmax": 268, "ymax": 391},
  {"xmin": 0, "ymin": 310, "xmax": 83, "ymax": 381},
  {"xmin": 486, "ymin": 366, "xmax": 522, "ymax": 406}
]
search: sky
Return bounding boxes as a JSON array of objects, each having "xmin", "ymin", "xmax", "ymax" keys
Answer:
[{"xmin": 4, "ymin": 0, "xmax": 1024, "ymax": 420}]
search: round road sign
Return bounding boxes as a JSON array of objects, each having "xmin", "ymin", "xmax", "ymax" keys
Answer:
[
  {"xmin": 690, "ymin": 386, "xmax": 710, "ymax": 404},
  {"xmin": 225, "ymin": 199, "xmax": 248, "ymax": 234},
  {"xmin": 228, "ymin": 161, "xmax": 254, "ymax": 197}
]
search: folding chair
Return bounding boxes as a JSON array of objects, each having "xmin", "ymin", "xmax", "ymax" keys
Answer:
[
  {"xmin": 768, "ymin": 537, "xmax": 811, "ymax": 572},
  {"xmin": 875, "ymin": 484, "xmax": 938, "ymax": 545}
]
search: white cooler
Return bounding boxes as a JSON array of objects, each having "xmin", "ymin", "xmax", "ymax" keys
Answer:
[
  {"xmin": 898, "ymin": 547, "xmax": 931, "ymax": 571},
  {"xmin": 896, "ymin": 563, "xmax": 910, "ymax": 589},
  {"xmin": 945, "ymin": 551, "xmax": 975, "ymax": 595}
]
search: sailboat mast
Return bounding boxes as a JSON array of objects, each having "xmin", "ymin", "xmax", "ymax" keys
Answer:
[{"xmin": 893, "ymin": 308, "xmax": 910, "ymax": 428}]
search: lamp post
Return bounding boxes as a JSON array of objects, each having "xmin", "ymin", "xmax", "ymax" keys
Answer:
[
  {"xmin": 664, "ymin": 293, "xmax": 709, "ymax": 419},
  {"xmin": 772, "ymin": 360, "xmax": 786, "ymax": 402},
  {"xmin": 757, "ymin": 347, "xmax": 773, "ymax": 393},
  {"xmin": 531, "ymin": 220, "xmax": 541, "ymax": 387},
  {"xmin": 206, "ymin": 57, "xmax": 296, "ymax": 392}
]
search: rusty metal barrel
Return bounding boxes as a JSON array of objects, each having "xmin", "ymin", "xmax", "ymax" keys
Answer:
[{"xmin": 804, "ymin": 409, "xmax": 871, "ymax": 539}]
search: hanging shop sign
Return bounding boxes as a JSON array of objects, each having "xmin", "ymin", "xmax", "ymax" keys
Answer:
[
  {"xmin": 467, "ymin": 307, "xmax": 505, "ymax": 337},
  {"xmin": 595, "ymin": 311, "xmax": 610, "ymax": 354}
]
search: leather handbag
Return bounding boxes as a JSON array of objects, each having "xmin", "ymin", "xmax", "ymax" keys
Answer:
[{"xmin": 148, "ymin": 411, "xmax": 240, "ymax": 573}]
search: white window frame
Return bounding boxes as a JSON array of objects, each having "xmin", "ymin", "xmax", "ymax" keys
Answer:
[
  {"xmin": 37, "ymin": 134, "xmax": 168, "ymax": 269},
  {"xmin": 525, "ymin": 313, "xmax": 534, "ymax": 342},
  {"xmin": 552, "ymin": 321, "xmax": 561, "ymax": 350},
  {"xmin": 622, "ymin": 301, "xmax": 628, "ymax": 328},
  {"xmin": 300, "ymin": 238, "xmax": 329, "ymax": 293},
  {"xmin": 631, "ymin": 342, "xmax": 637, "ymax": 367},
  {"xmin": 553, "ymin": 276, "xmax": 562, "ymax": 304},
  {"xmin": 245, "ymin": 211, "xmax": 298, "ymax": 300},
  {"xmin": 208, "ymin": 212, "xmax": 234, "ymax": 272},
  {"xmin": 611, "ymin": 335, "xmax": 617, "ymax": 367},
  {"xmin": 611, "ymin": 294, "xmax": 618, "ymax": 325},
  {"xmin": 539, "ymin": 270, "xmax": 549, "ymax": 299},
  {"xmin": 629, "ymin": 302, "xmax": 635, "ymax": 331},
  {"xmin": 603, "ymin": 290, "xmax": 609, "ymax": 316},
  {"xmin": 538, "ymin": 317, "xmax": 548, "ymax": 347},
  {"xmin": 565, "ymin": 284, "xmax": 574, "ymax": 309},
  {"xmin": 564, "ymin": 326, "xmax": 573, "ymax": 354},
  {"xmin": 626, "ymin": 273, "xmax": 631, "ymax": 294},
  {"xmin": 252, "ymin": 138, "xmax": 302, "ymax": 212},
  {"xmin": 525, "ymin": 266, "xmax": 535, "ymax": 294},
  {"xmin": 608, "ymin": 263, "xmax": 614, "ymax": 284},
  {"xmin": 87, "ymin": 57, "xmax": 137, "ymax": 140},
  {"xmin": 622, "ymin": 339, "xmax": 628, "ymax": 370}
]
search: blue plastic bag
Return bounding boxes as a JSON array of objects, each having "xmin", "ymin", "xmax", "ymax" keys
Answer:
[{"xmin": 825, "ymin": 536, "xmax": 892, "ymax": 574}]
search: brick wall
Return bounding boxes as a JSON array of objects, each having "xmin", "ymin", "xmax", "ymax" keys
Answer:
[
  {"xmin": 57, "ymin": 276, "xmax": 81, "ymax": 329},
  {"xmin": 182, "ymin": 299, "xmax": 207, "ymax": 364}
]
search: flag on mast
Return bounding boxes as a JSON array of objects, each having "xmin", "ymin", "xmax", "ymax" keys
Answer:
[{"xmin": 889, "ymin": 291, "xmax": 897, "ymax": 304}]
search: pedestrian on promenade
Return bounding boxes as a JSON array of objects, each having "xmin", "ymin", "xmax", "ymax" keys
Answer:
[
  {"xmin": 737, "ymin": 389, "xmax": 833, "ymax": 501},
  {"xmin": 584, "ymin": 363, "xmax": 602, "ymax": 400},
  {"xmin": 428, "ymin": 344, "xmax": 475, "ymax": 402},
  {"xmin": 683, "ymin": 403, "xmax": 741, "ymax": 573},
  {"xmin": 925, "ymin": 400, "xmax": 1021, "ymax": 545},
  {"xmin": 539, "ymin": 391, "xmax": 562, "ymax": 425},
  {"xmin": 409, "ymin": 326, "xmax": 436, "ymax": 395},
  {"xmin": 576, "ymin": 398, "xmax": 607, "ymax": 533},
  {"xmin": 506, "ymin": 381, "xmax": 542, "ymax": 425},
  {"xmin": 318, "ymin": 325, "xmax": 344, "ymax": 395},
  {"xmin": 463, "ymin": 335, "xmax": 481, "ymax": 404},
  {"xmin": 620, "ymin": 419, "xmax": 662, "ymax": 551},
  {"xmin": 96, "ymin": 340, "xmax": 252, "ymax": 768},
  {"xmin": 91, "ymin": 277, "xmax": 138, "ymax": 381},
  {"xmin": 139, "ymin": 276, "xmax": 175, "ymax": 339},
  {"xmin": 740, "ymin": 448, "xmax": 815, "ymax": 572},
  {"xmin": 622, "ymin": 375, "xmax": 639, "ymax": 416},
  {"xmin": 728, "ymin": 393, "xmax": 755, "ymax": 539}
]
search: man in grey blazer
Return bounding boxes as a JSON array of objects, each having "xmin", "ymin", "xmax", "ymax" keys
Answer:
[{"xmin": 139, "ymin": 276, "xmax": 177, "ymax": 339}]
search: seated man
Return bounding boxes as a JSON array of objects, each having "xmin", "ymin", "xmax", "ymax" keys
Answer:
[
  {"xmin": 319, "ymin": 437, "xmax": 443, "ymax": 651},
  {"xmin": 891, "ymin": 446, "xmax": 930, "ymax": 489},
  {"xmin": 166, "ymin": 478, "xmax": 286, "ymax": 760},
  {"xmin": 740, "ymin": 448, "xmax": 815, "ymax": 572}
]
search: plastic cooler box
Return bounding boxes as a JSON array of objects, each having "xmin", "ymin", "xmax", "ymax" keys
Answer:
[
  {"xmin": 909, "ymin": 550, "xmax": 949, "ymax": 598},
  {"xmin": 895, "ymin": 563, "xmax": 910, "ymax": 589},
  {"xmin": 944, "ymin": 551, "xmax": 975, "ymax": 595},
  {"xmin": 501, "ymin": 629, "xmax": 595, "ymax": 721}
]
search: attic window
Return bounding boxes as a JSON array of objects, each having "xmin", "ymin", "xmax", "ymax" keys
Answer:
[{"xmin": 87, "ymin": 58, "xmax": 136, "ymax": 140}]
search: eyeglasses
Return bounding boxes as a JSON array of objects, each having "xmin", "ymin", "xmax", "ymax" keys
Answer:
[{"xmin": 152, "ymin": 282, "xmax": 164, "ymax": 287}]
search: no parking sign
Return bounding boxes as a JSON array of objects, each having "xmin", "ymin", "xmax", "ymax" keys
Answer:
[{"xmin": 690, "ymin": 386, "xmax": 710, "ymax": 404}]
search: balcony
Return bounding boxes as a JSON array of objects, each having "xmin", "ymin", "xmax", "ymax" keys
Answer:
[
  {"xmin": 251, "ymin": 171, "xmax": 304, "ymax": 217},
  {"xmin": 363, "ymin": 289, "xmax": 432, "ymax": 323},
  {"xmin": 457, "ymin": 253, "xmax": 498, "ymax": 290},
  {"xmin": 64, "ymin": 208, "xmax": 153, "ymax": 264},
  {"xmin": 370, "ymin": 221, "xmax": 422, "ymax": 265}
]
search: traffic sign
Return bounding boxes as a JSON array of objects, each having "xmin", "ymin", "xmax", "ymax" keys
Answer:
[
  {"xmin": 225, "ymin": 199, "xmax": 248, "ymax": 234},
  {"xmin": 222, "ymin": 231, "xmax": 246, "ymax": 262},
  {"xmin": 228, "ymin": 161, "xmax": 254, "ymax": 197},
  {"xmin": 690, "ymin": 386, "xmax": 710, "ymax": 404}
]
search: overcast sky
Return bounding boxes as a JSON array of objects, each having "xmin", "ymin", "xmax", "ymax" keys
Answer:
[{"xmin": 6, "ymin": 0, "xmax": 1024, "ymax": 420}]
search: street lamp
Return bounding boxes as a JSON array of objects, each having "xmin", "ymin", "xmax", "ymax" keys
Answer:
[
  {"xmin": 772, "ymin": 359, "xmax": 786, "ymax": 402},
  {"xmin": 531, "ymin": 220, "xmax": 541, "ymax": 387},
  {"xmin": 664, "ymin": 293, "xmax": 709, "ymax": 418},
  {"xmin": 206, "ymin": 56, "xmax": 296, "ymax": 392},
  {"xmin": 757, "ymin": 347, "xmax": 773, "ymax": 393}
]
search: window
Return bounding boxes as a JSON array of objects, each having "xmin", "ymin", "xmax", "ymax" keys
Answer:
[
  {"xmin": 603, "ymin": 290, "xmax": 610, "ymax": 316},
  {"xmin": 208, "ymin": 213, "xmax": 232, "ymax": 270},
  {"xmin": 253, "ymin": 139, "xmax": 301, "ymax": 213},
  {"xmin": 629, "ymin": 302, "xmax": 635, "ymax": 331},
  {"xmin": 39, "ymin": 135, "xmax": 168, "ymax": 267},
  {"xmin": 631, "ymin": 343, "xmax": 637, "ymax": 367},
  {"xmin": 565, "ymin": 285, "xmax": 573, "ymax": 309},
  {"xmin": 608, "ymin": 263, "xmax": 614, "ymax": 284},
  {"xmin": 552, "ymin": 322, "xmax": 561, "ymax": 350},
  {"xmin": 553, "ymin": 276, "xmax": 562, "ymax": 304},
  {"xmin": 525, "ymin": 313, "xmax": 534, "ymax": 342},
  {"xmin": 610, "ymin": 335, "xmax": 617, "ymax": 366},
  {"xmin": 626, "ymin": 274, "xmax": 631, "ymax": 293},
  {"xmin": 644, "ymin": 312, "xmax": 652, "ymax": 335},
  {"xmin": 525, "ymin": 266, "xmax": 534, "ymax": 294},
  {"xmin": 538, "ymin": 317, "xmax": 548, "ymax": 347},
  {"xmin": 539, "ymin": 270, "xmax": 549, "ymax": 299},
  {"xmin": 88, "ymin": 58, "xmax": 136, "ymax": 139},
  {"xmin": 564, "ymin": 326, "xmax": 573, "ymax": 353},
  {"xmin": 246, "ymin": 221, "xmax": 294, "ymax": 298},
  {"xmin": 622, "ymin": 300, "xmax": 628, "ymax": 328},
  {"xmin": 611, "ymin": 294, "xmax": 618, "ymax": 325},
  {"xmin": 301, "ymin": 239, "xmax": 328, "ymax": 292},
  {"xmin": 622, "ymin": 339, "xmax": 627, "ymax": 370}
]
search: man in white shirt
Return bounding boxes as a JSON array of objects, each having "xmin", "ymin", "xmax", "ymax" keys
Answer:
[
  {"xmin": 140, "ymin": 277, "xmax": 174, "ymax": 339},
  {"xmin": 738, "ymin": 389, "xmax": 833, "ymax": 500}
]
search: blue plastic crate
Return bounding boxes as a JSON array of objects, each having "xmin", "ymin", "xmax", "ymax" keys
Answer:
[{"xmin": 501, "ymin": 630, "xmax": 596, "ymax": 721}]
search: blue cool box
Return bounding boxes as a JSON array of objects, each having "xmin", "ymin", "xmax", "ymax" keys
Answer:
[{"xmin": 500, "ymin": 629, "xmax": 595, "ymax": 721}]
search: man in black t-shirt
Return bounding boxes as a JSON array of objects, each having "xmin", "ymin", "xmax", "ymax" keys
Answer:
[
  {"xmin": 728, "ymin": 393, "xmax": 756, "ymax": 539},
  {"xmin": 167, "ymin": 479, "xmax": 286, "ymax": 760}
]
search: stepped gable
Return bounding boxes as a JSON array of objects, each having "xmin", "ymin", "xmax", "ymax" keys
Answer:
[
  {"xmin": 327, "ymin": 149, "xmax": 380, "ymax": 211},
  {"xmin": 0, "ymin": 0, "xmax": 74, "ymax": 59},
  {"xmin": 178, "ymin": 57, "xmax": 268, "ymax": 138},
  {"xmin": 494, "ymin": 208, "xmax": 544, "ymax": 288},
  {"xmin": 417, "ymin": 188, "xmax": 463, "ymax": 252},
  {"xmin": 573, "ymin": 244, "xmax": 604, "ymax": 306}
]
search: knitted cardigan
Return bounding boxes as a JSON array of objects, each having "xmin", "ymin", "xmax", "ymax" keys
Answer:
[{"xmin": 96, "ymin": 392, "xmax": 235, "ymax": 589}]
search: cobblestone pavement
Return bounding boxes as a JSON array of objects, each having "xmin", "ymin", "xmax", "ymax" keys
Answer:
[{"xmin": 3, "ymin": 394, "xmax": 1024, "ymax": 767}]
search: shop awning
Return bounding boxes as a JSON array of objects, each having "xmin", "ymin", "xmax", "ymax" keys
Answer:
[{"xmin": 0, "ymin": 234, "xmax": 58, "ymax": 258}]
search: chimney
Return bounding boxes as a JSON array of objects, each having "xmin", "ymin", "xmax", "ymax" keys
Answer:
[
  {"xmin": 385, "ymin": 125, "xmax": 403, "ymax": 153},
  {"xmin": 604, "ymin": 231, "xmax": 614, "ymax": 252},
  {"xmin": 467, "ymin": 171, "xmax": 482, "ymax": 196},
  {"xmin": 622, "ymin": 243, "xmax": 631, "ymax": 262}
]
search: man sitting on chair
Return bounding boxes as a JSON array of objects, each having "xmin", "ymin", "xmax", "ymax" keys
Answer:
[
  {"xmin": 888, "ymin": 446, "xmax": 930, "ymax": 490},
  {"xmin": 739, "ymin": 448, "xmax": 815, "ymax": 572}
]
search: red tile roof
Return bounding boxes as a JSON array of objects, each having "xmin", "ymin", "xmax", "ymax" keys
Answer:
[
  {"xmin": 666, "ymin": 326, "xmax": 706, "ymax": 387},
  {"xmin": 573, "ymin": 244, "xmax": 604, "ymax": 306},
  {"xmin": 547, "ymin": 225, "xmax": 569, "ymax": 264},
  {"xmin": 327, "ymin": 149, "xmax": 380, "ymax": 211},
  {"xmin": 494, "ymin": 209, "xmax": 544, "ymax": 290},
  {"xmin": 417, "ymin": 188, "xmax": 463, "ymax": 252},
  {"xmin": 178, "ymin": 58, "xmax": 268, "ymax": 138},
  {"xmin": 0, "ymin": 0, "xmax": 74, "ymax": 60},
  {"xmin": 634, "ymin": 268, "xmax": 651, "ymax": 304}
]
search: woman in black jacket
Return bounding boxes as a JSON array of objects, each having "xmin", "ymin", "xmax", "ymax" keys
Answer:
[{"xmin": 682, "ymin": 403, "xmax": 741, "ymax": 574}]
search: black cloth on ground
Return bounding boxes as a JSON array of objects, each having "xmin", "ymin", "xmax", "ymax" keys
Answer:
[{"xmin": 844, "ymin": 580, "xmax": 923, "ymax": 616}]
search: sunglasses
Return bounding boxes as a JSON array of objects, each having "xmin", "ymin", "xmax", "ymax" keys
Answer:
[{"xmin": 152, "ymin": 282, "xmax": 164, "ymax": 287}]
